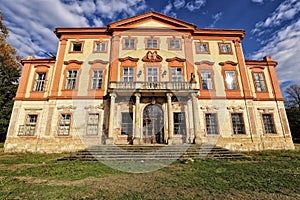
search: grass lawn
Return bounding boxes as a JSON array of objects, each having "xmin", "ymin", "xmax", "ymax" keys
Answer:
[{"xmin": 0, "ymin": 144, "xmax": 299, "ymax": 199}]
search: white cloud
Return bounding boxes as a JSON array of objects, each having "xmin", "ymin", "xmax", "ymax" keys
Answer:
[
  {"xmin": 95, "ymin": 0, "xmax": 147, "ymax": 20},
  {"xmin": 251, "ymin": 0, "xmax": 264, "ymax": 4},
  {"xmin": 251, "ymin": 19, "xmax": 300, "ymax": 85},
  {"xmin": 252, "ymin": 0, "xmax": 300, "ymax": 33},
  {"xmin": 186, "ymin": 0, "xmax": 206, "ymax": 11},
  {"xmin": 1, "ymin": 0, "xmax": 148, "ymax": 57},
  {"xmin": 162, "ymin": 1, "xmax": 173, "ymax": 15},
  {"xmin": 209, "ymin": 12, "xmax": 222, "ymax": 28},
  {"xmin": 173, "ymin": 0, "xmax": 186, "ymax": 9}
]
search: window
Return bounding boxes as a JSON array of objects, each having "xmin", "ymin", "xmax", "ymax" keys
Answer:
[
  {"xmin": 65, "ymin": 70, "xmax": 77, "ymax": 90},
  {"xmin": 122, "ymin": 67, "xmax": 134, "ymax": 82},
  {"xmin": 171, "ymin": 68, "xmax": 183, "ymax": 82},
  {"xmin": 253, "ymin": 73, "xmax": 266, "ymax": 92},
  {"xmin": 87, "ymin": 113, "xmax": 99, "ymax": 135},
  {"xmin": 147, "ymin": 68, "xmax": 158, "ymax": 82},
  {"xmin": 169, "ymin": 39, "xmax": 180, "ymax": 49},
  {"xmin": 200, "ymin": 70, "xmax": 213, "ymax": 90},
  {"xmin": 219, "ymin": 43, "xmax": 232, "ymax": 54},
  {"xmin": 94, "ymin": 41, "xmax": 106, "ymax": 52},
  {"xmin": 121, "ymin": 112, "xmax": 133, "ymax": 135},
  {"xmin": 262, "ymin": 114, "xmax": 276, "ymax": 134},
  {"xmin": 231, "ymin": 113, "xmax": 245, "ymax": 134},
  {"xmin": 205, "ymin": 113, "xmax": 219, "ymax": 135},
  {"xmin": 124, "ymin": 39, "xmax": 135, "ymax": 49},
  {"xmin": 147, "ymin": 39, "xmax": 158, "ymax": 49},
  {"xmin": 91, "ymin": 70, "xmax": 103, "ymax": 89},
  {"xmin": 225, "ymin": 70, "xmax": 238, "ymax": 90},
  {"xmin": 174, "ymin": 112, "xmax": 186, "ymax": 135},
  {"xmin": 24, "ymin": 115, "xmax": 37, "ymax": 136},
  {"xmin": 71, "ymin": 42, "xmax": 83, "ymax": 52},
  {"xmin": 196, "ymin": 43, "xmax": 209, "ymax": 53},
  {"xmin": 58, "ymin": 114, "xmax": 71, "ymax": 136},
  {"xmin": 33, "ymin": 72, "xmax": 46, "ymax": 92}
]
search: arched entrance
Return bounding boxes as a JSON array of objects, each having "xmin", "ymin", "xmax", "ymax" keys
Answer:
[{"xmin": 143, "ymin": 104, "xmax": 164, "ymax": 144}]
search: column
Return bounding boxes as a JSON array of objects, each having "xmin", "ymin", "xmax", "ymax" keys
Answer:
[
  {"xmin": 233, "ymin": 39, "xmax": 251, "ymax": 98},
  {"xmin": 187, "ymin": 98, "xmax": 194, "ymax": 143},
  {"xmin": 191, "ymin": 93, "xmax": 201, "ymax": 144},
  {"xmin": 183, "ymin": 35, "xmax": 195, "ymax": 81},
  {"xmin": 167, "ymin": 93, "xmax": 174, "ymax": 144},
  {"xmin": 109, "ymin": 35, "xmax": 121, "ymax": 82},
  {"xmin": 107, "ymin": 93, "xmax": 116, "ymax": 144},
  {"xmin": 133, "ymin": 93, "xmax": 141, "ymax": 145},
  {"xmin": 51, "ymin": 38, "xmax": 67, "ymax": 97}
]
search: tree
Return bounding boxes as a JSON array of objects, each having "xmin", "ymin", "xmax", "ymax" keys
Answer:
[
  {"xmin": 0, "ymin": 10, "xmax": 21, "ymax": 142},
  {"xmin": 285, "ymin": 84, "xmax": 300, "ymax": 142}
]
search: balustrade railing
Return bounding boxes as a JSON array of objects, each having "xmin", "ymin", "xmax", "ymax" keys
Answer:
[{"xmin": 110, "ymin": 81, "xmax": 198, "ymax": 90}]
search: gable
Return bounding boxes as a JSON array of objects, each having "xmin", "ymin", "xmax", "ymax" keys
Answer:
[
  {"xmin": 108, "ymin": 11, "xmax": 196, "ymax": 31},
  {"xmin": 134, "ymin": 18, "xmax": 174, "ymax": 28}
]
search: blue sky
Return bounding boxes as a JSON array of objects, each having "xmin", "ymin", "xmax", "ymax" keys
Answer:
[{"xmin": 1, "ymin": 0, "xmax": 300, "ymax": 91}]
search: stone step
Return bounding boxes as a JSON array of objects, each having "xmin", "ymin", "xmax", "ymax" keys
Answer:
[{"xmin": 58, "ymin": 145, "xmax": 251, "ymax": 161}]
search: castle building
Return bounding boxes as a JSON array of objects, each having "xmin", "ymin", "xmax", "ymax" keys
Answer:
[{"xmin": 4, "ymin": 11, "xmax": 294, "ymax": 153}]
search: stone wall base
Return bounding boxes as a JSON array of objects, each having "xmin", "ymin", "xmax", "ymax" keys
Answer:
[
  {"xmin": 4, "ymin": 137, "xmax": 86, "ymax": 153},
  {"xmin": 4, "ymin": 136, "xmax": 295, "ymax": 153},
  {"xmin": 214, "ymin": 137, "xmax": 295, "ymax": 151}
]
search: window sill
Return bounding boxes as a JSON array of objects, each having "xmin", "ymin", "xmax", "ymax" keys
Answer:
[
  {"xmin": 196, "ymin": 52, "xmax": 210, "ymax": 54},
  {"xmin": 17, "ymin": 135, "xmax": 37, "ymax": 138},
  {"xmin": 68, "ymin": 51, "xmax": 83, "ymax": 54}
]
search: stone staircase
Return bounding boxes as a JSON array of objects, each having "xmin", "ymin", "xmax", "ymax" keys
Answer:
[{"xmin": 57, "ymin": 144, "xmax": 251, "ymax": 161}]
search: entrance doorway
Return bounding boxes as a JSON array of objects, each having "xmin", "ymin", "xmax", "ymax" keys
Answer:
[{"xmin": 143, "ymin": 104, "xmax": 164, "ymax": 144}]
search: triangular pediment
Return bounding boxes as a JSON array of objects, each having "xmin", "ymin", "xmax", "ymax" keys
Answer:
[{"xmin": 108, "ymin": 11, "xmax": 196, "ymax": 30}]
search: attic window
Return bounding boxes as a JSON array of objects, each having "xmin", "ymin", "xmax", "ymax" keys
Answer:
[
  {"xmin": 71, "ymin": 42, "xmax": 83, "ymax": 52},
  {"xmin": 169, "ymin": 39, "xmax": 180, "ymax": 50},
  {"xmin": 124, "ymin": 39, "xmax": 135, "ymax": 49},
  {"xmin": 146, "ymin": 39, "xmax": 158, "ymax": 49}
]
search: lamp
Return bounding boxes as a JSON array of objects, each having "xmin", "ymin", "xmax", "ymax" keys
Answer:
[{"xmin": 162, "ymin": 70, "xmax": 167, "ymax": 77}]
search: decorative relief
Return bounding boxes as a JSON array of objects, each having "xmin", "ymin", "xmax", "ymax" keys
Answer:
[
  {"xmin": 195, "ymin": 60, "xmax": 214, "ymax": 66},
  {"xmin": 119, "ymin": 56, "xmax": 139, "ymax": 62},
  {"xmin": 219, "ymin": 61, "xmax": 238, "ymax": 66},
  {"xmin": 142, "ymin": 51, "xmax": 162, "ymax": 62},
  {"xmin": 64, "ymin": 60, "xmax": 83, "ymax": 65},
  {"xmin": 84, "ymin": 104, "xmax": 104, "ymax": 110},
  {"xmin": 57, "ymin": 105, "xmax": 77, "ymax": 110},
  {"xmin": 227, "ymin": 106, "xmax": 244, "ymax": 112},
  {"xmin": 257, "ymin": 108, "xmax": 275, "ymax": 113},
  {"xmin": 24, "ymin": 108, "xmax": 43, "ymax": 111},
  {"xmin": 165, "ymin": 57, "xmax": 186, "ymax": 62},
  {"xmin": 88, "ymin": 60, "xmax": 108, "ymax": 65},
  {"xmin": 200, "ymin": 106, "xmax": 219, "ymax": 112}
]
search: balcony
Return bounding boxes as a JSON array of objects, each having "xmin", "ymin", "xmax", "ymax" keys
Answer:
[{"xmin": 109, "ymin": 81, "xmax": 199, "ymax": 95}]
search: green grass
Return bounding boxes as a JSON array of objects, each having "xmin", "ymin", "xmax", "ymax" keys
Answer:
[{"xmin": 0, "ymin": 150, "xmax": 299, "ymax": 199}]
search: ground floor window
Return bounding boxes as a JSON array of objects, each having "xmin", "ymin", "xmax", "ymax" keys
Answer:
[
  {"xmin": 22, "ymin": 114, "xmax": 38, "ymax": 136},
  {"xmin": 205, "ymin": 113, "xmax": 219, "ymax": 135},
  {"xmin": 121, "ymin": 112, "xmax": 133, "ymax": 135},
  {"xmin": 58, "ymin": 114, "xmax": 71, "ymax": 136},
  {"xmin": 174, "ymin": 112, "xmax": 186, "ymax": 135},
  {"xmin": 87, "ymin": 113, "xmax": 99, "ymax": 135},
  {"xmin": 262, "ymin": 114, "xmax": 276, "ymax": 134},
  {"xmin": 231, "ymin": 113, "xmax": 245, "ymax": 134}
]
